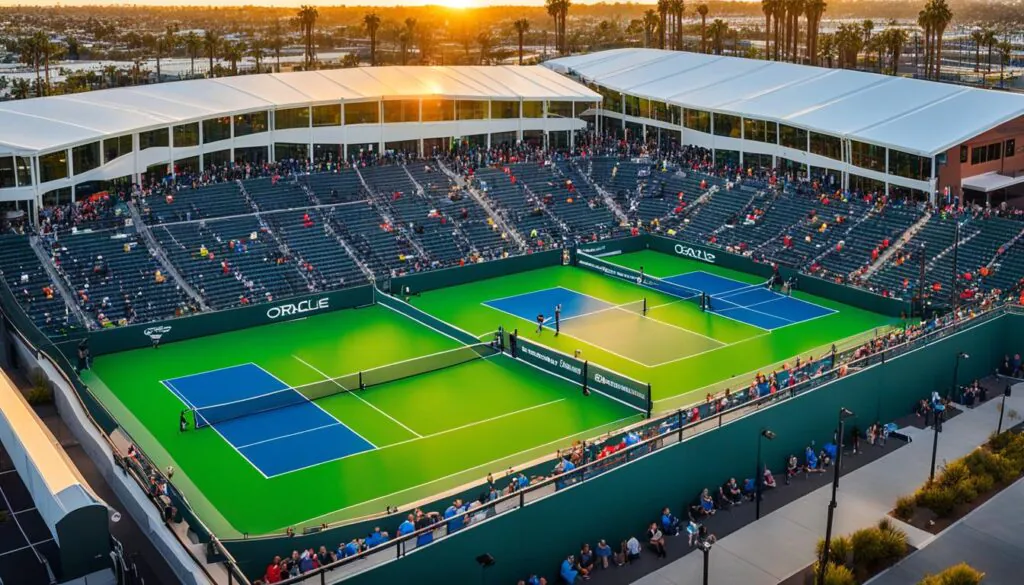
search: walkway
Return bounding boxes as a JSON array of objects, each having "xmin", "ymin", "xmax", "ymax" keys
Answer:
[{"xmin": 630, "ymin": 378, "xmax": 1024, "ymax": 585}]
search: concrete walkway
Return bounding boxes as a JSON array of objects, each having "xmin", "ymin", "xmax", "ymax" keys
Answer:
[{"xmin": 633, "ymin": 382, "xmax": 1024, "ymax": 585}]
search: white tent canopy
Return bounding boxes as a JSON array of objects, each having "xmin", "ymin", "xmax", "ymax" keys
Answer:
[
  {"xmin": 962, "ymin": 171, "xmax": 1024, "ymax": 192},
  {"xmin": 545, "ymin": 49, "xmax": 1024, "ymax": 157},
  {"xmin": 0, "ymin": 65, "xmax": 600, "ymax": 153}
]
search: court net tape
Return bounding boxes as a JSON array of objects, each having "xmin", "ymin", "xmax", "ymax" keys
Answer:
[{"xmin": 192, "ymin": 343, "xmax": 497, "ymax": 428}]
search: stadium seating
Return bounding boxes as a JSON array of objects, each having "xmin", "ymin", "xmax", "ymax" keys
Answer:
[
  {"xmin": 47, "ymin": 229, "xmax": 190, "ymax": 324},
  {"xmin": 263, "ymin": 208, "xmax": 369, "ymax": 291},
  {"xmin": 473, "ymin": 167, "xmax": 564, "ymax": 248},
  {"xmin": 140, "ymin": 183, "xmax": 251, "ymax": 224},
  {"xmin": 244, "ymin": 177, "xmax": 315, "ymax": 211},
  {"xmin": 301, "ymin": 170, "xmax": 366, "ymax": 205},
  {"xmin": 0, "ymin": 234, "xmax": 81, "ymax": 336}
]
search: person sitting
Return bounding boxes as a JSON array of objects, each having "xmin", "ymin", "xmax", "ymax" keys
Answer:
[
  {"xmin": 786, "ymin": 454, "xmax": 800, "ymax": 484},
  {"xmin": 818, "ymin": 448, "xmax": 832, "ymax": 469},
  {"xmin": 661, "ymin": 507, "xmax": 681, "ymax": 536},
  {"xmin": 742, "ymin": 477, "xmax": 756, "ymax": 501},
  {"xmin": 595, "ymin": 540, "xmax": 612, "ymax": 570},
  {"xmin": 716, "ymin": 485, "xmax": 734, "ymax": 510},
  {"xmin": 559, "ymin": 555, "xmax": 579, "ymax": 583},
  {"xmin": 724, "ymin": 478, "xmax": 743, "ymax": 505},
  {"xmin": 686, "ymin": 520, "xmax": 701, "ymax": 547},
  {"xmin": 625, "ymin": 536, "xmax": 642, "ymax": 563},
  {"xmin": 647, "ymin": 523, "xmax": 667, "ymax": 559},
  {"xmin": 577, "ymin": 544, "xmax": 595, "ymax": 579},
  {"xmin": 763, "ymin": 466, "xmax": 777, "ymax": 489},
  {"xmin": 699, "ymin": 488, "xmax": 716, "ymax": 516}
]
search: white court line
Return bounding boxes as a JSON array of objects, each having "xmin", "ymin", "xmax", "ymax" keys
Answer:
[
  {"xmin": 481, "ymin": 303, "xmax": 655, "ymax": 367},
  {"xmin": 769, "ymin": 309, "xmax": 840, "ymax": 331},
  {"xmin": 643, "ymin": 332, "xmax": 773, "ymax": 368},
  {"xmin": 291, "ymin": 356, "xmax": 423, "ymax": 438},
  {"xmin": 165, "ymin": 362, "xmax": 258, "ymax": 383},
  {"xmin": 235, "ymin": 422, "xmax": 343, "ymax": 450},
  {"xmin": 265, "ymin": 396, "xmax": 570, "ymax": 479},
  {"xmin": 160, "ymin": 379, "xmax": 270, "ymax": 480},
  {"xmin": 676, "ymin": 270, "xmax": 838, "ymax": 318},
  {"xmin": 248, "ymin": 363, "xmax": 378, "ymax": 449},
  {"xmin": 287, "ymin": 411, "xmax": 641, "ymax": 526},
  {"xmin": 482, "ymin": 286, "xmax": 566, "ymax": 305}
]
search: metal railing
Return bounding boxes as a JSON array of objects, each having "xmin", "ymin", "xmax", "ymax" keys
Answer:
[{"xmin": 269, "ymin": 303, "xmax": 1010, "ymax": 585}]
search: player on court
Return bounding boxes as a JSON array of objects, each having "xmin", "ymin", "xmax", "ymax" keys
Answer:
[
  {"xmin": 554, "ymin": 304, "xmax": 562, "ymax": 336},
  {"xmin": 536, "ymin": 313, "xmax": 545, "ymax": 334}
]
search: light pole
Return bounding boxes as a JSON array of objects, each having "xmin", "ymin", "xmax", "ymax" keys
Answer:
[
  {"xmin": 929, "ymin": 402, "xmax": 945, "ymax": 483},
  {"xmin": 755, "ymin": 428, "xmax": 776, "ymax": 520},
  {"xmin": 951, "ymin": 352, "xmax": 969, "ymax": 402},
  {"xmin": 818, "ymin": 407, "xmax": 855, "ymax": 585},
  {"xmin": 700, "ymin": 538, "xmax": 712, "ymax": 585},
  {"xmin": 997, "ymin": 384, "xmax": 1012, "ymax": 435}
]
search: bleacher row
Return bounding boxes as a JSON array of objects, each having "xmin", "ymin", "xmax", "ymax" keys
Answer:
[{"xmin": 3, "ymin": 158, "xmax": 1024, "ymax": 337}]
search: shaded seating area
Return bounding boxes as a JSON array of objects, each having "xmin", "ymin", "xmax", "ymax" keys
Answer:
[
  {"xmin": 139, "ymin": 182, "xmax": 250, "ymax": 224},
  {"xmin": 264, "ymin": 207, "xmax": 369, "ymax": 291},
  {"xmin": 302, "ymin": 170, "xmax": 366, "ymax": 205},
  {"xmin": 244, "ymin": 177, "xmax": 315, "ymax": 211},
  {"xmin": 0, "ymin": 235, "xmax": 81, "ymax": 336}
]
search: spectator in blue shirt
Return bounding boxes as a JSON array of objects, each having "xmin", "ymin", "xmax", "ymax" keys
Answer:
[
  {"xmin": 578, "ymin": 544, "xmax": 595, "ymax": 577},
  {"xmin": 365, "ymin": 527, "xmax": 389, "ymax": 548},
  {"xmin": 560, "ymin": 555, "xmax": 579, "ymax": 583},
  {"xmin": 661, "ymin": 507, "xmax": 681, "ymax": 535},
  {"xmin": 397, "ymin": 513, "xmax": 415, "ymax": 536},
  {"xmin": 595, "ymin": 539, "xmax": 612, "ymax": 569}
]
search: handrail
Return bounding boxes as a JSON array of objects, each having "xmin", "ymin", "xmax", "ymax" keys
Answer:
[{"xmin": 269, "ymin": 302, "xmax": 1010, "ymax": 585}]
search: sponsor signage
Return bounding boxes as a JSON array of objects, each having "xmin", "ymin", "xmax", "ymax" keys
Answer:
[
  {"xmin": 673, "ymin": 244, "xmax": 716, "ymax": 264},
  {"xmin": 266, "ymin": 298, "xmax": 330, "ymax": 320}
]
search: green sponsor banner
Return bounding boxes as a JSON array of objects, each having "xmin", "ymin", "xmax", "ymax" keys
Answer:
[
  {"xmin": 87, "ymin": 285, "xmax": 373, "ymax": 356},
  {"xmin": 513, "ymin": 335, "xmax": 650, "ymax": 416}
]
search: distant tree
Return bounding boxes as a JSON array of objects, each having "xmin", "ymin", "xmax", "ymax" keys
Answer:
[
  {"xmin": 513, "ymin": 19, "xmax": 530, "ymax": 65},
  {"xmin": 185, "ymin": 32, "xmax": 202, "ymax": 77},
  {"xmin": 998, "ymin": 39, "xmax": 1012, "ymax": 87},
  {"xmin": 970, "ymin": 29, "xmax": 985, "ymax": 71},
  {"xmin": 364, "ymin": 12, "xmax": 381, "ymax": 66},
  {"xmin": 709, "ymin": 18, "xmax": 728, "ymax": 54},
  {"xmin": 642, "ymin": 10, "xmax": 660, "ymax": 48},
  {"xmin": 697, "ymin": 4, "xmax": 709, "ymax": 53},
  {"xmin": 296, "ymin": 5, "xmax": 319, "ymax": 69},
  {"xmin": 204, "ymin": 30, "xmax": 221, "ymax": 77},
  {"xmin": 477, "ymin": 31, "xmax": 493, "ymax": 64},
  {"xmin": 268, "ymin": 22, "xmax": 285, "ymax": 73},
  {"xmin": 983, "ymin": 28, "xmax": 997, "ymax": 72},
  {"xmin": 762, "ymin": 0, "xmax": 775, "ymax": 59},
  {"xmin": 818, "ymin": 32, "xmax": 836, "ymax": 67},
  {"xmin": 656, "ymin": 0, "xmax": 670, "ymax": 49},
  {"xmin": 930, "ymin": 0, "xmax": 953, "ymax": 80},
  {"xmin": 402, "ymin": 18, "xmax": 417, "ymax": 65},
  {"xmin": 11, "ymin": 77, "xmax": 30, "ymax": 99},
  {"xmin": 223, "ymin": 41, "xmax": 245, "ymax": 76},
  {"xmin": 249, "ymin": 39, "xmax": 265, "ymax": 73},
  {"xmin": 804, "ymin": 0, "xmax": 827, "ymax": 65},
  {"xmin": 669, "ymin": 0, "xmax": 685, "ymax": 50}
]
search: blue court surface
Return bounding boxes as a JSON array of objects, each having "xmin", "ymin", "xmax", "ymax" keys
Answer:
[
  {"xmin": 162, "ymin": 364, "xmax": 375, "ymax": 478},
  {"xmin": 484, "ymin": 287, "xmax": 617, "ymax": 329},
  {"xmin": 663, "ymin": 271, "xmax": 836, "ymax": 330}
]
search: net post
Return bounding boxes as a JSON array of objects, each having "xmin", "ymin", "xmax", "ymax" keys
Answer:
[
  {"xmin": 359, "ymin": 371, "xmax": 364, "ymax": 390},
  {"xmin": 643, "ymin": 297, "xmax": 647, "ymax": 316},
  {"xmin": 646, "ymin": 384, "xmax": 653, "ymax": 419},
  {"xmin": 582, "ymin": 361, "xmax": 589, "ymax": 395}
]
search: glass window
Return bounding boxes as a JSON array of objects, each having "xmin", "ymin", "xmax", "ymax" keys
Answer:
[
  {"xmin": 547, "ymin": 101, "xmax": 573, "ymax": 118},
  {"xmin": 457, "ymin": 100, "xmax": 488, "ymax": 120},
  {"xmin": 0, "ymin": 157, "xmax": 14, "ymax": 188},
  {"xmin": 1006, "ymin": 139, "xmax": 1016, "ymax": 157},
  {"xmin": 492, "ymin": 101, "xmax": 520, "ymax": 119},
  {"xmin": 103, "ymin": 135, "xmax": 133, "ymax": 163},
  {"xmin": 888, "ymin": 149, "xmax": 931, "ymax": 181},
  {"xmin": 639, "ymin": 98, "xmax": 651, "ymax": 119},
  {"xmin": 203, "ymin": 149, "xmax": 231, "ymax": 169},
  {"xmin": 522, "ymin": 101, "xmax": 543, "ymax": 119},
  {"xmin": 202, "ymin": 117, "xmax": 231, "ymax": 144},
  {"xmin": 173, "ymin": 123, "xmax": 200, "ymax": 148},
  {"xmin": 234, "ymin": 146, "xmax": 268, "ymax": 164},
  {"xmin": 276, "ymin": 107, "xmax": 311, "ymax": 130},
  {"xmin": 851, "ymin": 141, "xmax": 886, "ymax": 173},
  {"xmin": 312, "ymin": 104, "xmax": 342, "ymax": 127},
  {"xmin": 623, "ymin": 95, "xmax": 641, "ymax": 117},
  {"xmin": 971, "ymin": 142, "xmax": 1002, "ymax": 165},
  {"xmin": 234, "ymin": 112, "xmax": 268, "ymax": 137},
  {"xmin": 683, "ymin": 109, "xmax": 711, "ymax": 134},
  {"xmin": 743, "ymin": 118, "xmax": 777, "ymax": 143},
  {"xmin": 779, "ymin": 124, "xmax": 808, "ymax": 151},
  {"xmin": 810, "ymin": 132, "xmax": 842, "ymax": 160},
  {"xmin": 596, "ymin": 85, "xmax": 621, "ymax": 113},
  {"xmin": 651, "ymin": 101, "xmax": 668, "ymax": 123},
  {"xmin": 382, "ymin": 100, "xmax": 419, "ymax": 123},
  {"xmin": 72, "ymin": 142, "xmax": 101, "ymax": 175},
  {"xmin": 421, "ymin": 99, "xmax": 454, "ymax": 122},
  {"xmin": 344, "ymin": 102, "xmax": 379, "ymax": 125},
  {"xmin": 713, "ymin": 113, "xmax": 741, "ymax": 138},
  {"xmin": 850, "ymin": 174, "xmax": 885, "ymax": 194},
  {"xmin": 275, "ymin": 143, "xmax": 309, "ymax": 161},
  {"xmin": 40, "ymin": 150, "xmax": 68, "ymax": 183},
  {"xmin": 16, "ymin": 157, "xmax": 31, "ymax": 186},
  {"xmin": 140, "ymin": 128, "xmax": 169, "ymax": 150}
]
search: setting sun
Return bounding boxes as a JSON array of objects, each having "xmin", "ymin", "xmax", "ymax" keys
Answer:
[{"xmin": 438, "ymin": 0, "xmax": 473, "ymax": 8}]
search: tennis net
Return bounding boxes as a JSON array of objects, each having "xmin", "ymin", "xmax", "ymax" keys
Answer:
[
  {"xmin": 705, "ymin": 280, "xmax": 773, "ymax": 312},
  {"xmin": 576, "ymin": 252, "xmax": 702, "ymax": 306},
  {"xmin": 192, "ymin": 343, "xmax": 498, "ymax": 428}
]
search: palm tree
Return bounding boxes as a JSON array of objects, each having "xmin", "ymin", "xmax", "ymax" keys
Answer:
[
  {"xmin": 364, "ymin": 12, "xmax": 381, "ymax": 66},
  {"xmin": 184, "ymin": 32, "xmax": 201, "ymax": 77},
  {"xmin": 709, "ymin": 19, "xmax": 728, "ymax": 55},
  {"xmin": 803, "ymin": 0, "xmax": 827, "ymax": 66},
  {"xmin": 18, "ymin": 35, "xmax": 42, "ymax": 92},
  {"xmin": 513, "ymin": 19, "xmax": 531, "ymax": 65},
  {"xmin": 697, "ymin": 4, "xmax": 709, "ymax": 54},
  {"xmin": 401, "ymin": 18, "xmax": 417, "ymax": 65},
  {"xmin": 249, "ymin": 39, "xmax": 264, "ymax": 73},
  {"xmin": 930, "ymin": 0, "xmax": 953, "ymax": 80},
  {"xmin": 296, "ymin": 5, "xmax": 319, "ymax": 69},
  {"xmin": 762, "ymin": 0, "xmax": 775, "ymax": 60},
  {"xmin": 477, "ymin": 32, "xmax": 493, "ymax": 64},
  {"xmin": 656, "ymin": 0, "xmax": 670, "ymax": 50},
  {"xmin": 11, "ymin": 77, "xmax": 30, "ymax": 99},
  {"xmin": 970, "ymin": 29, "xmax": 985, "ymax": 72},
  {"xmin": 223, "ymin": 41, "xmax": 245, "ymax": 76},
  {"xmin": 204, "ymin": 30, "xmax": 221, "ymax": 77},
  {"xmin": 789, "ymin": 0, "xmax": 805, "ymax": 61},
  {"xmin": 559, "ymin": 0, "xmax": 572, "ymax": 54},
  {"xmin": 881, "ymin": 26, "xmax": 909, "ymax": 75},
  {"xmin": 669, "ymin": 0, "xmax": 685, "ymax": 50},
  {"xmin": 818, "ymin": 32, "xmax": 836, "ymax": 68},
  {"xmin": 268, "ymin": 23, "xmax": 285, "ymax": 73},
  {"xmin": 102, "ymin": 64, "xmax": 118, "ymax": 88},
  {"xmin": 983, "ymin": 28, "xmax": 997, "ymax": 72},
  {"xmin": 154, "ymin": 27, "xmax": 177, "ymax": 81},
  {"xmin": 642, "ymin": 10, "xmax": 660, "ymax": 48},
  {"xmin": 998, "ymin": 40, "xmax": 1012, "ymax": 87}
]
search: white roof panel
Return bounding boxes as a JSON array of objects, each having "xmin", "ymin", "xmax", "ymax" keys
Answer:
[
  {"xmin": 0, "ymin": 65, "xmax": 599, "ymax": 154},
  {"xmin": 545, "ymin": 48, "xmax": 1024, "ymax": 156}
]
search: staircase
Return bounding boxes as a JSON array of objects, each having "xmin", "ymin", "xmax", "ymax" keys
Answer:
[
  {"xmin": 862, "ymin": 209, "xmax": 933, "ymax": 279},
  {"xmin": 318, "ymin": 205, "xmax": 376, "ymax": 283},
  {"xmin": 357, "ymin": 168, "xmax": 432, "ymax": 262},
  {"xmin": 435, "ymin": 158, "xmax": 528, "ymax": 251},
  {"xmin": 570, "ymin": 159, "xmax": 630, "ymax": 225},
  {"xmin": 29, "ymin": 236, "xmax": 96, "ymax": 329},
  {"xmin": 128, "ymin": 203, "xmax": 210, "ymax": 312}
]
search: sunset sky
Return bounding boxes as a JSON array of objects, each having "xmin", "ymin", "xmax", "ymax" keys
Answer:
[{"xmin": 0, "ymin": 0, "xmax": 677, "ymax": 6}]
